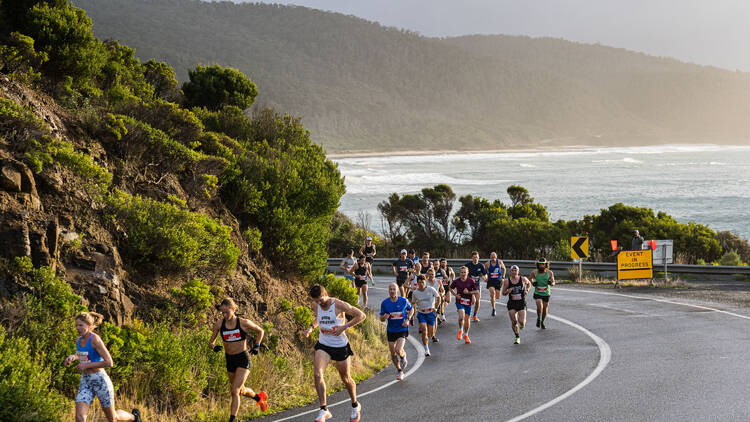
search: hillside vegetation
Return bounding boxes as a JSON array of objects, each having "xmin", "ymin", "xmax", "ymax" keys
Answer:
[
  {"xmin": 74, "ymin": 0, "xmax": 750, "ymax": 153},
  {"xmin": 0, "ymin": 1, "xmax": 387, "ymax": 420}
]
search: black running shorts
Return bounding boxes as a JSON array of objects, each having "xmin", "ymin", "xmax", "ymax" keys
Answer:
[
  {"xmin": 354, "ymin": 278, "xmax": 367, "ymax": 288},
  {"xmin": 487, "ymin": 280, "xmax": 502, "ymax": 290},
  {"xmin": 225, "ymin": 350, "xmax": 251, "ymax": 372},
  {"xmin": 507, "ymin": 300, "xmax": 526, "ymax": 311},
  {"xmin": 533, "ymin": 294, "xmax": 550, "ymax": 302},
  {"xmin": 387, "ymin": 330, "xmax": 409, "ymax": 343},
  {"xmin": 314, "ymin": 342, "xmax": 354, "ymax": 362}
]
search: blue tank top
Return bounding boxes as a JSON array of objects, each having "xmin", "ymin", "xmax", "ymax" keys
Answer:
[
  {"xmin": 76, "ymin": 334, "xmax": 103, "ymax": 364},
  {"xmin": 488, "ymin": 260, "xmax": 503, "ymax": 281}
]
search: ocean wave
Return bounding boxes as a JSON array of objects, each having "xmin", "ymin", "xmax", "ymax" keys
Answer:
[{"xmin": 592, "ymin": 157, "xmax": 643, "ymax": 164}]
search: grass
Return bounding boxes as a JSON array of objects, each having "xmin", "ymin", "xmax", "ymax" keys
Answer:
[
  {"xmin": 63, "ymin": 309, "xmax": 389, "ymax": 421},
  {"xmin": 560, "ymin": 275, "xmax": 688, "ymax": 289}
]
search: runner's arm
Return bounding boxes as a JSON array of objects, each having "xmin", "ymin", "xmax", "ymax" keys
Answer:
[
  {"xmin": 548, "ymin": 270, "xmax": 556, "ymax": 286},
  {"xmin": 391, "ymin": 263, "xmax": 398, "ymax": 277},
  {"xmin": 524, "ymin": 277, "xmax": 532, "ymax": 294},
  {"xmin": 304, "ymin": 307, "xmax": 319, "ymax": 337},
  {"xmin": 529, "ymin": 270, "xmax": 537, "ymax": 285},
  {"xmin": 208, "ymin": 318, "xmax": 222, "ymax": 349},
  {"xmin": 241, "ymin": 318, "xmax": 264, "ymax": 346},
  {"xmin": 500, "ymin": 260, "xmax": 507, "ymax": 278},
  {"xmin": 371, "ymin": 244, "xmax": 376, "ymax": 257},
  {"xmin": 336, "ymin": 301, "xmax": 366, "ymax": 333},
  {"xmin": 367, "ymin": 263, "xmax": 373, "ymax": 280},
  {"xmin": 339, "ymin": 259, "xmax": 346, "ymax": 271},
  {"xmin": 83, "ymin": 335, "xmax": 113, "ymax": 370},
  {"xmin": 348, "ymin": 263, "xmax": 357, "ymax": 276},
  {"xmin": 501, "ymin": 279, "xmax": 511, "ymax": 296}
]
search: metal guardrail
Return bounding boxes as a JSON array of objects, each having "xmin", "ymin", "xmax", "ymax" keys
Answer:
[{"xmin": 327, "ymin": 258, "xmax": 750, "ymax": 279}]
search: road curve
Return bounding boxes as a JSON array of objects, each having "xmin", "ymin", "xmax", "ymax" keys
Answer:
[{"xmin": 259, "ymin": 277, "xmax": 750, "ymax": 421}]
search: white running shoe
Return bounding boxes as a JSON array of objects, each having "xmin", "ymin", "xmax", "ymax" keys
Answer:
[
  {"xmin": 350, "ymin": 403, "xmax": 361, "ymax": 422},
  {"xmin": 399, "ymin": 354, "xmax": 408, "ymax": 371},
  {"xmin": 315, "ymin": 409, "xmax": 332, "ymax": 421},
  {"xmin": 424, "ymin": 346, "xmax": 431, "ymax": 356},
  {"xmin": 396, "ymin": 370, "xmax": 404, "ymax": 381}
]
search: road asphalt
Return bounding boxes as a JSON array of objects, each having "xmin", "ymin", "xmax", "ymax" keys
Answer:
[{"xmin": 259, "ymin": 276, "xmax": 750, "ymax": 421}]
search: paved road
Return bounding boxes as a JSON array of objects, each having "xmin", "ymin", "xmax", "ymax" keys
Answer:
[{"xmin": 261, "ymin": 276, "xmax": 750, "ymax": 421}]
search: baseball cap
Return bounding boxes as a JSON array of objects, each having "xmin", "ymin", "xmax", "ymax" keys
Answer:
[
  {"xmin": 400, "ymin": 249, "xmax": 407, "ymax": 254},
  {"xmin": 366, "ymin": 236, "xmax": 372, "ymax": 240}
]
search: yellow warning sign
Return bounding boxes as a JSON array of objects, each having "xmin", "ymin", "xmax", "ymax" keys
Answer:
[
  {"xmin": 571, "ymin": 236, "xmax": 589, "ymax": 259},
  {"xmin": 617, "ymin": 250, "xmax": 653, "ymax": 280}
]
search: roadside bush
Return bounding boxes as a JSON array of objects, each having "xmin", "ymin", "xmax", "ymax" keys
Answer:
[
  {"xmin": 718, "ymin": 251, "xmax": 745, "ymax": 267},
  {"xmin": 318, "ymin": 273, "xmax": 358, "ymax": 306},
  {"xmin": 293, "ymin": 305, "xmax": 314, "ymax": 328},
  {"xmin": 0, "ymin": 327, "xmax": 69, "ymax": 422},
  {"xmin": 171, "ymin": 278, "xmax": 214, "ymax": 326},
  {"xmin": 107, "ymin": 190, "xmax": 239, "ymax": 275}
]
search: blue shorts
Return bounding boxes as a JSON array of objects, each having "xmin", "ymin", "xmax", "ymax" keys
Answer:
[
  {"xmin": 455, "ymin": 302, "xmax": 472, "ymax": 314},
  {"xmin": 345, "ymin": 275, "xmax": 355, "ymax": 282},
  {"xmin": 417, "ymin": 311, "xmax": 436, "ymax": 326}
]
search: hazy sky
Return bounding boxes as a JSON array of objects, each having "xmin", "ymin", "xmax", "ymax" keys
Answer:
[{"xmin": 232, "ymin": 0, "xmax": 750, "ymax": 71}]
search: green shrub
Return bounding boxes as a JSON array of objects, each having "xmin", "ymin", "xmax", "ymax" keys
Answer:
[
  {"xmin": 719, "ymin": 250, "xmax": 746, "ymax": 266},
  {"xmin": 171, "ymin": 278, "xmax": 214, "ymax": 325},
  {"xmin": 107, "ymin": 190, "xmax": 239, "ymax": 275},
  {"xmin": 0, "ymin": 96, "xmax": 47, "ymax": 136},
  {"xmin": 293, "ymin": 305, "xmax": 314, "ymax": 328},
  {"xmin": 0, "ymin": 32, "xmax": 48, "ymax": 85},
  {"xmin": 47, "ymin": 138, "xmax": 112, "ymax": 194},
  {"xmin": 242, "ymin": 226, "xmax": 263, "ymax": 252},
  {"xmin": 318, "ymin": 273, "xmax": 358, "ymax": 306},
  {"xmin": 0, "ymin": 327, "xmax": 70, "ymax": 422},
  {"xmin": 182, "ymin": 65, "xmax": 258, "ymax": 111},
  {"xmin": 279, "ymin": 297, "xmax": 293, "ymax": 311}
]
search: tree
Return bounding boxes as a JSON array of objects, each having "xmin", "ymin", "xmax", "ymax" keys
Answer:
[
  {"xmin": 182, "ymin": 64, "xmax": 258, "ymax": 111},
  {"xmin": 143, "ymin": 59, "xmax": 179, "ymax": 100},
  {"xmin": 507, "ymin": 185, "xmax": 533, "ymax": 206}
]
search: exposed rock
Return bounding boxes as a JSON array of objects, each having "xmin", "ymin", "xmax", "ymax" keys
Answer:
[
  {"xmin": 0, "ymin": 220, "xmax": 31, "ymax": 258},
  {"xmin": 29, "ymin": 230, "xmax": 51, "ymax": 268},
  {"xmin": 0, "ymin": 167, "xmax": 21, "ymax": 192}
]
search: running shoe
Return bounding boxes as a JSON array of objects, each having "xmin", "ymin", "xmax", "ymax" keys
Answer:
[
  {"xmin": 399, "ymin": 354, "xmax": 408, "ymax": 371},
  {"xmin": 456, "ymin": 329, "xmax": 463, "ymax": 340},
  {"xmin": 397, "ymin": 371, "xmax": 404, "ymax": 381},
  {"xmin": 437, "ymin": 318, "xmax": 442, "ymax": 326},
  {"xmin": 350, "ymin": 403, "xmax": 361, "ymax": 422},
  {"xmin": 491, "ymin": 308, "xmax": 496, "ymax": 317},
  {"xmin": 536, "ymin": 319, "xmax": 541, "ymax": 328},
  {"xmin": 514, "ymin": 336, "xmax": 520, "ymax": 345},
  {"xmin": 463, "ymin": 334, "xmax": 471, "ymax": 344},
  {"xmin": 256, "ymin": 391, "xmax": 268, "ymax": 412},
  {"xmin": 315, "ymin": 409, "xmax": 332, "ymax": 421},
  {"xmin": 424, "ymin": 346, "xmax": 431, "ymax": 357},
  {"xmin": 431, "ymin": 336, "xmax": 439, "ymax": 343},
  {"xmin": 519, "ymin": 323, "xmax": 525, "ymax": 330},
  {"xmin": 472, "ymin": 315, "xmax": 480, "ymax": 322},
  {"xmin": 440, "ymin": 314, "xmax": 446, "ymax": 322},
  {"xmin": 132, "ymin": 409, "xmax": 141, "ymax": 422},
  {"xmin": 541, "ymin": 321, "xmax": 546, "ymax": 330}
]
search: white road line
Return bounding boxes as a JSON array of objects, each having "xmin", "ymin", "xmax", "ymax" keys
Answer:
[
  {"xmin": 556, "ymin": 287, "xmax": 750, "ymax": 321},
  {"xmin": 269, "ymin": 304, "xmax": 425, "ymax": 421}
]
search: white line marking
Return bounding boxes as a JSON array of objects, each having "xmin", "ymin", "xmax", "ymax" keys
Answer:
[
  {"xmin": 556, "ymin": 287, "xmax": 750, "ymax": 321},
  {"xmin": 269, "ymin": 299, "xmax": 425, "ymax": 421}
]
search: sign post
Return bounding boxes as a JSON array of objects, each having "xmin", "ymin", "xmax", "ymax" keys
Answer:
[
  {"xmin": 617, "ymin": 250, "xmax": 653, "ymax": 281},
  {"xmin": 644, "ymin": 240, "xmax": 673, "ymax": 281},
  {"xmin": 571, "ymin": 236, "xmax": 589, "ymax": 279}
]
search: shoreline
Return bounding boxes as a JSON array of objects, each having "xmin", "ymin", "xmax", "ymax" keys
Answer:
[{"xmin": 326, "ymin": 142, "xmax": 747, "ymax": 159}]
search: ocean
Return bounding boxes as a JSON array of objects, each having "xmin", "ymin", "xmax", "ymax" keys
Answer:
[{"xmin": 333, "ymin": 144, "xmax": 750, "ymax": 239}]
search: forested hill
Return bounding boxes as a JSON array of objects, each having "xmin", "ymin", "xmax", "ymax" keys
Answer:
[{"xmin": 75, "ymin": 0, "xmax": 750, "ymax": 153}]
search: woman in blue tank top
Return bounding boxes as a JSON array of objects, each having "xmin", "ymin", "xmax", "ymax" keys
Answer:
[{"xmin": 64, "ymin": 312, "xmax": 141, "ymax": 422}]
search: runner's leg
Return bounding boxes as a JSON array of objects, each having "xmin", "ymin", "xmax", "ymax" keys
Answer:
[
  {"xmin": 489, "ymin": 287, "xmax": 496, "ymax": 311},
  {"xmin": 420, "ymin": 322, "xmax": 428, "ymax": 346},
  {"xmin": 314, "ymin": 350, "xmax": 332, "ymax": 406},
  {"xmin": 75, "ymin": 402, "xmax": 90, "ymax": 422},
  {"xmin": 335, "ymin": 358, "xmax": 357, "ymax": 403},
  {"xmin": 361, "ymin": 284, "xmax": 368, "ymax": 307}
]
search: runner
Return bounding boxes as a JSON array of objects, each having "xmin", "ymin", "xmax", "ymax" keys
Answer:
[
  {"xmin": 359, "ymin": 236, "xmax": 376, "ymax": 265},
  {"xmin": 485, "ymin": 252, "xmax": 506, "ymax": 317},
  {"xmin": 348, "ymin": 255, "xmax": 372, "ymax": 307},
  {"xmin": 502, "ymin": 265, "xmax": 532, "ymax": 344},
  {"xmin": 438, "ymin": 258, "xmax": 455, "ymax": 322},
  {"xmin": 465, "ymin": 251, "xmax": 487, "ymax": 321},
  {"xmin": 391, "ymin": 249, "xmax": 414, "ymax": 298},
  {"xmin": 424, "ymin": 267, "xmax": 444, "ymax": 339},
  {"xmin": 380, "ymin": 282, "xmax": 415, "ymax": 380},
  {"xmin": 529, "ymin": 258, "xmax": 556, "ymax": 329},
  {"xmin": 208, "ymin": 298, "xmax": 268, "ymax": 422},
  {"xmin": 64, "ymin": 312, "xmax": 142, "ymax": 422},
  {"xmin": 450, "ymin": 266, "xmax": 479, "ymax": 344},
  {"xmin": 408, "ymin": 249, "xmax": 419, "ymax": 266},
  {"xmin": 410, "ymin": 275, "xmax": 440, "ymax": 355},
  {"xmin": 340, "ymin": 249, "xmax": 356, "ymax": 288},
  {"xmin": 303, "ymin": 285, "xmax": 366, "ymax": 422}
]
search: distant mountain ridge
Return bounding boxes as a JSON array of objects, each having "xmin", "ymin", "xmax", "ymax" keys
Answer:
[{"xmin": 75, "ymin": 0, "xmax": 750, "ymax": 153}]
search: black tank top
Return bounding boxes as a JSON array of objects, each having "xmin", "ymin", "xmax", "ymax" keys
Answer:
[
  {"xmin": 363, "ymin": 245, "xmax": 374, "ymax": 255},
  {"xmin": 419, "ymin": 261, "xmax": 431, "ymax": 274},
  {"xmin": 221, "ymin": 318, "xmax": 248, "ymax": 343},
  {"xmin": 508, "ymin": 277, "xmax": 525, "ymax": 302},
  {"xmin": 354, "ymin": 264, "xmax": 368, "ymax": 278}
]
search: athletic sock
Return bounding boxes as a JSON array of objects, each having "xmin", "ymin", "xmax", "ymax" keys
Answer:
[
  {"xmin": 351, "ymin": 401, "xmax": 359, "ymax": 408},
  {"xmin": 228, "ymin": 416, "xmax": 236, "ymax": 422},
  {"xmin": 251, "ymin": 393, "xmax": 261, "ymax": 402},
  {"xmin": 321, "ymin": 406, "xmax": 328, "ymax": 411}
]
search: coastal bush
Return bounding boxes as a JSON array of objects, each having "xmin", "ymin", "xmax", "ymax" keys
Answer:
[
  {"xmin": 170, "ymin": 278, "xmax": 214, "ymax": 326},
  {"xmin": 0, "ymin": 327, "xmax": 70, "ymax": 422},
  {"xmin": 318, "ymin": 274, "xmax": 358, "ymax": 306},
  {"xmin": 293, "ymin": 305, "xmax": 314, "ymax": 328},
  {"xmin": 0, "ymin": 96, "xmax": 47, "ymax": 135},
  {"xmin": 107, "ymin": 190, "xmax": 239, "ymax": 275},
  {"xmin": 718, "ymin": 251, "xmax": 745, "ymax": 267},
  {"xmin": 182, "ymin": 65, "xmax": 258, "ymax": 111},
  {"xmin": 0, "ymin": 31, "xmax": 48, "ymax": 85},
  {"xmin": 327, "ymin": 211, "xmax": 381, "ymax": 257}
]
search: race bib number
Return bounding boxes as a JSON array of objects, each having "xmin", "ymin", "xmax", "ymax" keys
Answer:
[
  {"xmin": 399, "ymin": 266, "xmax": 407, "ymax": 272},
  {"xmin": 511, "ymin": 294, "xmax": 522, "ymax": 300},
  {"xmin": 77, "ymin": 351, "xmax": 90, "ymax": 363},
  {"xmin": 222, "ymin": 329, "xmax": 242, "ymax": 342},
  {"xmin": 459, "ymin": 298, "xmax": 472, "ymax": 306},
  {"xmin": 319, "ymin": 326, "xmax": 336, "ymax": 335},
  {"xmin": 537, "ymin": 286, "xmax": 548, "ymax": 292},
  {"xmin": 389, "ymin": 312, "xmax": 404, "ymax": 319},
  {"xmin": 346, "ymin": 265, "xmax": 353, "ymax": 271}
]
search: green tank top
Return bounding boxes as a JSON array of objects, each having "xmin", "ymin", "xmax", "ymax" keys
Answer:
[{"xmin": 534, "ymin": 271, "xmax": 551, "ymax": 296}]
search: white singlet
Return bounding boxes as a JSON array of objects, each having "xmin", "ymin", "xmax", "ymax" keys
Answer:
[{"xmin": 317, "ymin": 299, "xmax": 348, "ymax": 348}]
